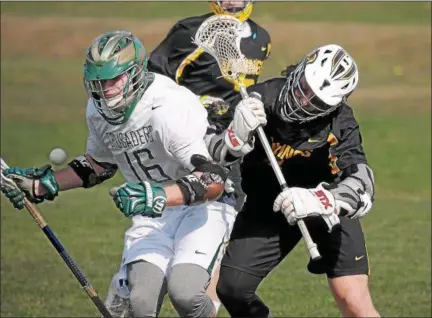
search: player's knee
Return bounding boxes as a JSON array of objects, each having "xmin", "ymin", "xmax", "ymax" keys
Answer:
[
  {"xmin": 330, "ymin": 275, "xmax": 379, "ymax": 317},
  {"xmin": 168, "ymin": 264, "xmax": 213, "ymax": 317},
  {"xmin": 168, "ymin": 286, "xmax": 206, "ymax": 317},
  {"xmin": 127, "ymin": 261, "xmax": 166, "ymax": 317},
  {"xmin": 215, "ymin": 272, "xmax": 234, "ymax": 303},
  {"xmin": 340, "ymin": 292, "xmax": 379, "ymax": 317},
  {"xmin": 216, "ymin": 266, "xmax": 254, "ymax": 305},
  {"xmin": 217, "ymin": 266, "xmax": 271, "ymax": 317},
  {"xmin": 129, "ymin": 288, "xmax": 159, "ymax": 317}
]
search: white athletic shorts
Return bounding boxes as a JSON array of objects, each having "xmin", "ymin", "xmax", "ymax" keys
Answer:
[{"xmin": 118, "ymin": 201, "xmax": 237, "ymax": 279}]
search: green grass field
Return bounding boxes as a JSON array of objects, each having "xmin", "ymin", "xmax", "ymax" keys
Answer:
[{"xmin": 1, "ymin": 2, "xmax": 431, "ymax": 317}]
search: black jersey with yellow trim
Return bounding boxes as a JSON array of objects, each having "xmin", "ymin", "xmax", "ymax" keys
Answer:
[
  {"xmin": 147, "ymin": 13, "xmax": 271, "ymax": 104},
  {"xmin": 210, "ymin": 75, "xmax": 368, "ymax": 207}
]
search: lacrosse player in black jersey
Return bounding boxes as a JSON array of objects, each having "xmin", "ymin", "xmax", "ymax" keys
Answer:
[
  {"xmin": 204, "ymin": 44, "xmax": 380, "ymax": 317},
  {"xmin": 148, "ymin": 0, "xmax": 271, "ymax": 105}
]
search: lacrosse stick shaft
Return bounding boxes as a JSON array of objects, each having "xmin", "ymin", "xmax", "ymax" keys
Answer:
[
  {"xmin": 239, "ymin": 87, "xmax": 321, "ymax": 261},
  {"xmin": 23, "ymin": 200, "xmax": 113, "ymax": 318},
  {"xmin": 0, "ymin": 159, "xmax": 112, "ymax": 318}
]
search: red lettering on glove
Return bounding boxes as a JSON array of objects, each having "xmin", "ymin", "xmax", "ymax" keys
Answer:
[
  {"xmin": 227, "ymin": 128, "xmax": 240, "ymax": 147},
  {"xmin": 315, "ymin": 190, "xmax": 332, "ymax": 209}
]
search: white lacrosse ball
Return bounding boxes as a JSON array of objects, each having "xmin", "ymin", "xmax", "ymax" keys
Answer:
[{"xmin": 49, "ymin": 148, "xmax": 68, "ymax": 165}]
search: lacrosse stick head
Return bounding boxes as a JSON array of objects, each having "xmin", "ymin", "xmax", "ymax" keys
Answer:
[{"xmin": 193, "ymin": 15, "xmax": 260, "ymax": 86}]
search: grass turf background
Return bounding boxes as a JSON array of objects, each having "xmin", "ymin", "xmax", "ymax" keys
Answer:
[{"xmin": 1, "ymin": 2, "xmax": 431, "ymax": 317}]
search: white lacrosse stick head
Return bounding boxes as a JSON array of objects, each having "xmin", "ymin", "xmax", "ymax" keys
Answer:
[{"xmin": 193, "ymin": 14, "xmax": 260, "ymax": 83}]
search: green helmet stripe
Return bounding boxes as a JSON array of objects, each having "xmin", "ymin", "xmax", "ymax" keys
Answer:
[{"xmin": 83, "ymin": 30, "xmax": 149, "ymax": 125}]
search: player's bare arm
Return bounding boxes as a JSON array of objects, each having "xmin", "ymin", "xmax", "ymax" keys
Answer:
[
  {"xmin": 45, "ymin": 154, "xmax": 117, "ymax": 191},
  {"xmin": 108, "ymin": 153, "xmax": 228, "ymax": 219},
  {"xmin": 165, "ymin": 154, "xmax": 228, "ymax": 205}
]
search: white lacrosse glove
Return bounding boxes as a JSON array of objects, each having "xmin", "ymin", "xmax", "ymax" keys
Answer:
[
  {"xmin": 224, "ymin": 94, "xmax": 267, "ymax": 154},
  {"xmin": 273, "ymin": 183, "xmax": 340, "ymax": 232}
]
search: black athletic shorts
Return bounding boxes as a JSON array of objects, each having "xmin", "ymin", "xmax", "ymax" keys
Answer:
[{"xmin": 221, "ymin": 208, "xmax": 370, "ymax": 279}]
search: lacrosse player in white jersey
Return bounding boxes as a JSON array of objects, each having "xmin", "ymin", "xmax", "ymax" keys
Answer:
[{"xmin": 1, "ymin": 30, "xmax": 266, "ymax": 318}]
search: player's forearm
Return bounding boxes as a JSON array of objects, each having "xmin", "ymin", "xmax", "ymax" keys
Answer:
[
  {"xmin": 33, "ymin": 167, "xmax": 83, "ymax": 197},
  {"xmin": 53, "ymin": 167, "xmax": 83, "ymax": 190},
  {"xmin": 327, "ymin": 163, "xmax": 375, "ymax": 217},
  {"xmin": 164, "ymin": 171, "xmax": 224, "ymax": 207},
  {"xmin": 163, "ymin": 184, "xmax": 188, "ymax": 207},
  {"xmin": 35, "ymin": 154, "xmax": 117, "ymax": 196}
]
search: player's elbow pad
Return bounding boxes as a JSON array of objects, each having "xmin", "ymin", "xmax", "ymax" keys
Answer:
[
  {"xmin": 68, "ymin": 155, "xmax": 118, "ymax": 188},
  {"xmin": 204, "ymin": 129, "xmax": 254, "ymax": 166},
  {"xmin": 325, "ymin": 163, "xmax": 375, "ymax": 217}
]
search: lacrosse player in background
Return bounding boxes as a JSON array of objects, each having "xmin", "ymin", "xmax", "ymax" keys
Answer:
[
  {"xmin": 148, "ymin": 0, "xmax": 270, "ymax": 105},
  {"xmin": 0, "ymin": 30, "xmax": 265, "ymax": 318},
  {"xmin": 204, "ymin": 44, "xmax": 380, "ymax": 317},
  {"xmin": 148, "ymin": 2, "xmax": 271, "ymax": 312}
]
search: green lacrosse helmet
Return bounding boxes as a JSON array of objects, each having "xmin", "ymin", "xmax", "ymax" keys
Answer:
[{"xmin": 83, "ymin": 30, "xmax": 149, "ymax": 125}]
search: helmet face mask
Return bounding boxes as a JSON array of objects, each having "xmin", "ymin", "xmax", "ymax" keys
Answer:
[
  {"xmin": 279, "ymin": 44, "xmax": 359, "ymax": 123},
  {"xmin": 281, "ymin": 63, "xmax": 337, "ymax": 123},
  {"xmin": 218, "ymin": 0, "xmax": 247, "ymax": 13},
  {"xmin": 210, "ymin": 0, "xmax": 253, "ymax": 22},
  {"xmin": 83, "ymin": 31, "xmax": 149, "ymax": 125}
]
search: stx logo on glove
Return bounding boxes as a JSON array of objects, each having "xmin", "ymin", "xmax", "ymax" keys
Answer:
[
  {"xmin": 314, "ymin": 190, "xmax": 332, "ymax": 209},
  {"xmin": 226, "ymin": 128, "xmax": 240, "ymax": 148}
]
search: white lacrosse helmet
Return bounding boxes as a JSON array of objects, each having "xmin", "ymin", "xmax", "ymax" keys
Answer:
[{"xmin": 279, "ymin": 44, "xmax": 359, "ymax": 123}]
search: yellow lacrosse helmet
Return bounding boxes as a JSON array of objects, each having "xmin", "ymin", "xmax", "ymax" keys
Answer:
[{"xmin": 209, "ymin": 1, "xmax": 254, "ymax": 22}]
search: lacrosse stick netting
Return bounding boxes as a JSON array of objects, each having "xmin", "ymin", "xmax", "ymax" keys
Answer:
[
  {"xmin": 193, "ymin": 15, "xmax": 321, "ymax": 261},
  {"xmin": 193, "ymin": 15, "xmax": 260, "ymax": 91}
]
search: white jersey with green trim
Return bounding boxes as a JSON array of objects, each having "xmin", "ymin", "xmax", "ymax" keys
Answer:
[{"xmin": 85, "ymin": 73, "xmax": 211, "ymax": 184}]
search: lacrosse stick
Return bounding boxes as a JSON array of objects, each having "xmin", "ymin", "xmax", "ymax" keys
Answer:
[
  {"xmin": 194, "ymin": 15, "xmax": 321, "ymax": 261},
  {"xmin": 0, "ymin": 158, "xmax": 113, "ymax": 318}
]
